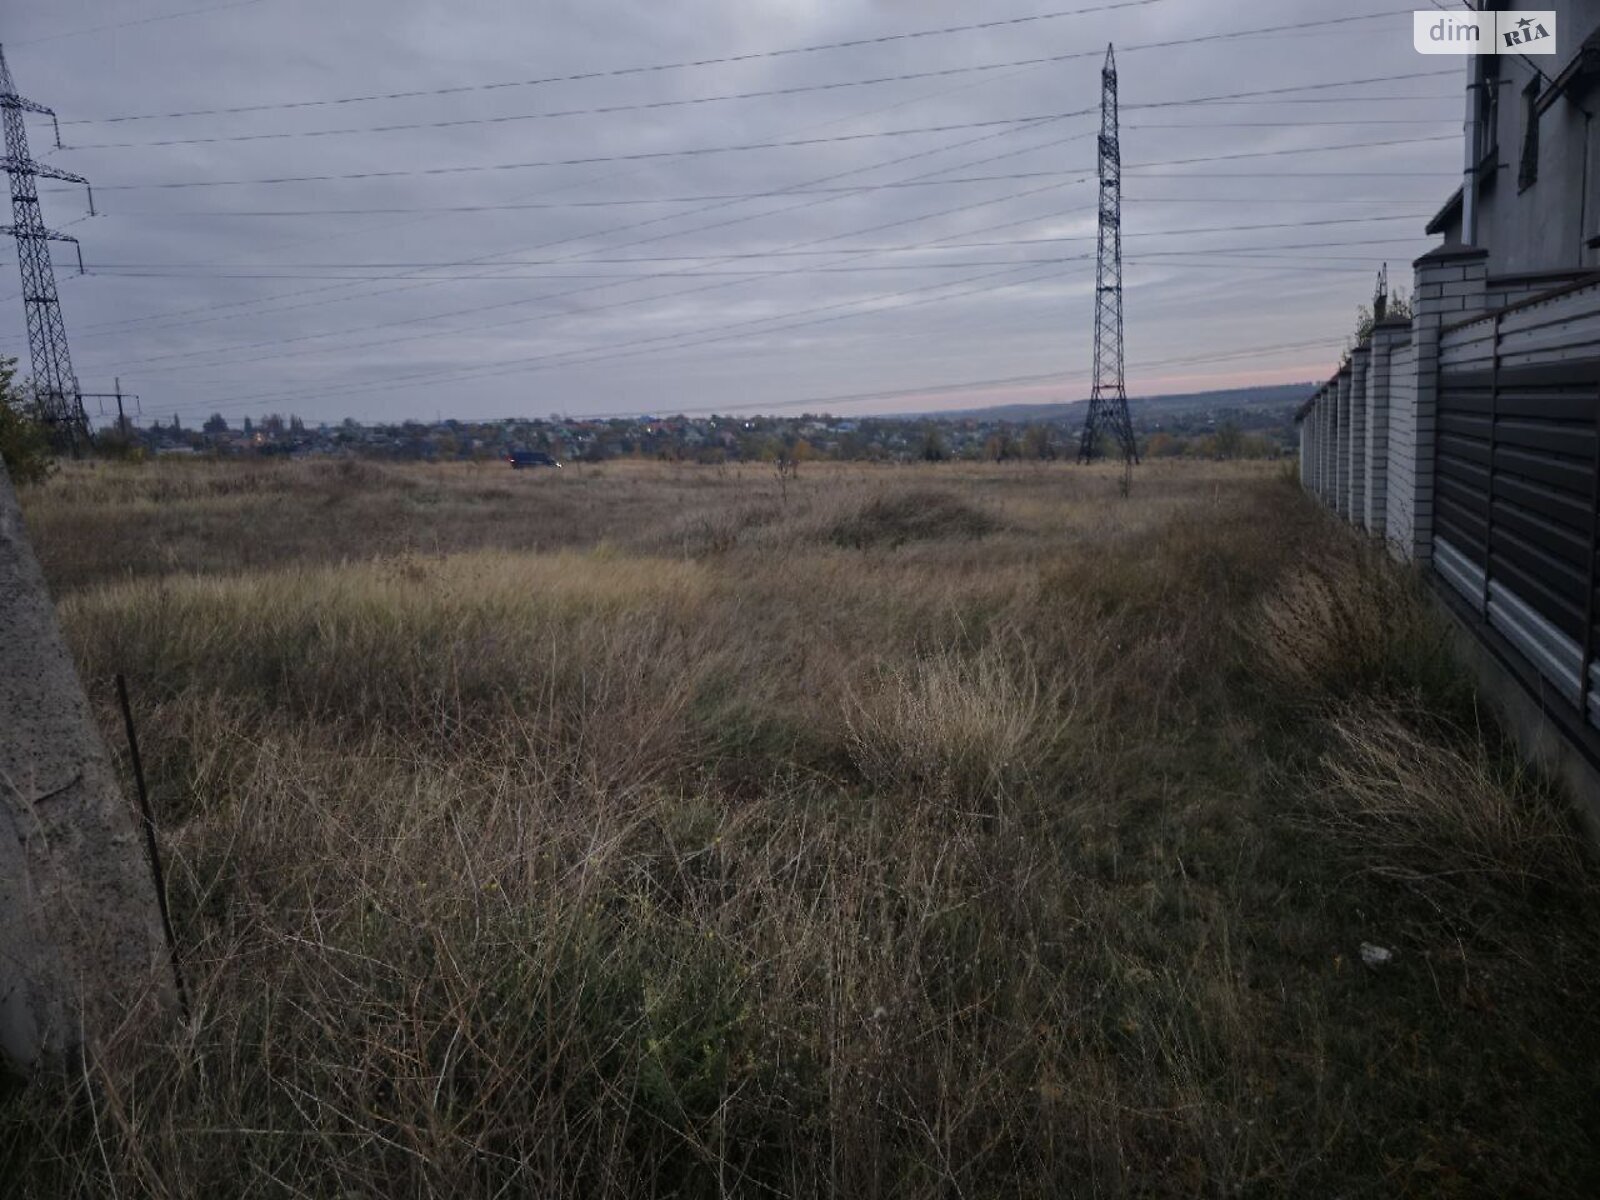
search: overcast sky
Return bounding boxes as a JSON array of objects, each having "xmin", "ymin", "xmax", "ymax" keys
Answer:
[{"xmin": 3, "ymin": 0, "xmax": 1464, "ymax": 425}]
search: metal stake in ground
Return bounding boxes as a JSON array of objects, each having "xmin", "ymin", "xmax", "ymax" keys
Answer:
[{"xmin": 1078, "ymin": 44, "xmax": 1138, "ymax": 468}]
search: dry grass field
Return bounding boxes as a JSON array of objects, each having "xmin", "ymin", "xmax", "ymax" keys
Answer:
[{"xmin": 4, "ymin": 457, "xmax": 1599, "ymax": 1197}]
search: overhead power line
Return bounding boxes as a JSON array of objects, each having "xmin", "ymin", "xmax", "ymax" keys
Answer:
[
  {"xmin": 119, "ymin": 221, "xmax": 1432, "ymax": 409},
  {"xmin": 90, "ymin": 211, "xmax": 1431, "ymax": 272},
  {"xmin": 133, "ymin": 259, "xmax": 1078, "ymax": 417},
  {"xmin": 63, "ymin": 4, "xmax": 1414, "ymax": 126},
  {"xmin": 129, "ymin": 322, "xmax": 1362, "ymax": 424},
  {"xmin": 92, "ymin": 165, "xmax": 1443, "ymax": 218},
  {"xmin": 64, "ymin": 37, "xmax": 1449, "ymax": 151},
  {"xmin": 82, "ymin": 196, "xmax": 1429, "ymax": 380},
  {"xmin": 82, "ymin": 111, "xmax": 1085, "ymax": 192},
  {"xmin": 77, "ymin": 254, "xmax": 1407, "ymax": 284},
  {"xmin": 14, "ymin": 0, "xmax": 269, "ymax": 46},
  {"xmin": 90, "ymin": 176, "xmax": 1099, "ymax": 373},
  {"xmin": 78, "ymin": 120, "xmax": 1091, "ymax": 348},
  {"xmin": 75, "ymin": 114, "xmax": 1083, "ymax": 338},
  {"xmin": 78, "ymin": 115, "xmax": 1445, "ymax": 373},
  {"xmin": 80, "ymin": 126, "xmax": 1458, "ymax": 195},
  {"xmin": 67, "ymin": 28, "xmax": 1079, "ymax": 337}
]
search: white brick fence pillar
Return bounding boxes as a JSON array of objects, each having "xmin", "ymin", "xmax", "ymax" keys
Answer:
[
  {"xmin": 1335, "ymin": 364, "xmax": 1353, "ymax": 518},
  {"xmin": 1364, "ymin": 315, "xmax": 1410, "ymax": 536},
  {"xmin": 1348, "ymin": 345, "xmax": 1369, "ymax": 525},
  {"xmin": 1322, "ymin": 375, "xmax": 1338, "ymax": 507},
  {"xmin": 1400, "ymin": 245, "xmax": 1489, "ymax": 562}
]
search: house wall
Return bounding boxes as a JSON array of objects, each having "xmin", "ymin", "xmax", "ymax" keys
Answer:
[{"xmin": 1433, "ymin": 1, "xmax": 1600, "ymax": 275}]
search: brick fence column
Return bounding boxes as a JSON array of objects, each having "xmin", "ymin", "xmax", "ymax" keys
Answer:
[
  {"xmin": 1324, "ymin": 376, "xmax": 1337, "ymax": 508},
  {"xmin": 1335, "ymin": 364, "xmax": 1353, "ymax": 519},
  {"xmin": 1405, "ymin": 245, "xmax": 1489, "ymax": 562},
  {"xmin": 1348, "ymin": 345, "xmax": 1369, "ymax": 524},
  {"xmin": 1298, "ymin": 407, "xmax": 1312, "ymax": 490},
  {"xmin": 1364, "ymin": 315, "xmax": 1410, "ymax": 536}
]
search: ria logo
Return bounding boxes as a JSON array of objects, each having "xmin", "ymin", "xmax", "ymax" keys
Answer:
[
  {"xmin": 1413, "ymin": 10, "xmax": 1556, "ymax": 55},
  {"xmin": 1502, "ymin": 13, "xmax": 1553, "ymax": 49}
]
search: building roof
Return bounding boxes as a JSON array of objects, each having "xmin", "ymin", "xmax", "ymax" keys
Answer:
[{"xmin": 1425, "ymin": 186, "xmax": 1463, "ymax": 237}]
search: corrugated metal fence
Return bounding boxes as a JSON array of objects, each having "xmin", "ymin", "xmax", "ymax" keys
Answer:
[{"xmin": 1434, "ymin": 280, "xmax": 1600, "ymax": 726}]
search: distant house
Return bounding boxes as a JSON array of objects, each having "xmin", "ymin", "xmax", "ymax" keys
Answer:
[{"xmin": 507, "ymin": 449, "xmax": 560, "ymax": 469}]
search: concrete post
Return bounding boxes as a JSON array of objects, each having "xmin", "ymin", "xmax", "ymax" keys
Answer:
[
  {"xmin": 0, "ymin": 458, "xmax": 174, "ymax": 1075},
  {"xmin": 1403, "ymin": 245, "xmax": 1489, "ymax": 562},
  {"xmin": 1364, "ymin": 315, "xmax": 1411, "ymax": 536},
  {"xmin": 1348, "ymin": 346, "xmax": 1369, "ymax": 525}
]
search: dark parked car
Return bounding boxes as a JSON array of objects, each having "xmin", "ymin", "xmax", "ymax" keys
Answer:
[{"xmin": 507, "ymin": 450, "xmax": 560, "ymax": 469}]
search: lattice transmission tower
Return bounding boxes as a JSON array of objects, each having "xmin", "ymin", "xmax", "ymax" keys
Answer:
[
  {"xmin": 1078, "ymin": 43, "xmax": 1136, "ymax": 465},
  {"xmin": 1, "ymin": 43, "xmax": 93, "ymax": 446}
]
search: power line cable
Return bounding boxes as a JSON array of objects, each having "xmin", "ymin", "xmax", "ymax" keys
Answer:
[
  {"xmin": 96, "ymin": 164, "xmax": 1448, "ymax": 219},
  {"xmin": 76, "ymin": 122, "xmax": 1459, "ymax": 194},
  {"xmin": 79, "ymin": 112, "xmax": 1079, "ymax": 192},
  {"xmin": 61, "ymin": 65, "xmax": 1459, "ymax": 345},
  {"xmin": 80, "ymin": 193, "xmax": 1433, "ymax": 378},
  {"xmin": 68, "ymin": 42, "xmax": 1061, "ymax": 333},
  {"xmin": 148, "ymin": 259, "xmax": 1079, "ymax": 415},
  {"xmin": 90, "ymin": 174, "xmax": 1099, "ymax": 373},
  {"xmin": 83, "ymin": 205, "xmax": 1426, "ymax": 380},
  {"xmin": 63, "ymin": 3, "xmax": 1410, "ymax": 126},
  {"xmin": 93, "ymin": 210, "xmax": 1434, "ymax": 272},
  {"xmin": 130, "ymin": 325, "xmax": 1366, "ymax": 423},
  {"xmin": 138, "ymin": 222, "xmax": 1431, "ymax": 412},
  {"xmin": 77, "ymin": 111, "xmax": 1087, "ymax": 338},
  {"xmin": 13, "ymin": 0, "xmax": 269, "ymax": 46},
  {"xmin": 80, "ymin": 121, "xmax": 1092, "ymax": 366},
  {"xmin": 65, "ymin": 49, "xmax": 1449, "ymax": 151},
  {"xmin": 68, "ymin": 71, "xmax": 1458, "ymax": 372}
]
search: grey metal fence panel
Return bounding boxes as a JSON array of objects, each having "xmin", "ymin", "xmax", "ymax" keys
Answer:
[{"xmin": 1436, "ymin": 278, "xmax": 1600, "ymax": 729}]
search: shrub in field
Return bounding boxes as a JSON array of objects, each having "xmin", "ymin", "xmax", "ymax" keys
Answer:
[
  {"xmin": 1318, "ymin": 707, "xmax": 1592, "ymax": 897},
  {"xmin": 845, "ymin": 638, "xmax": 1059, "ymax": 805},
  {"xmin": 0, "ymin": 357, "xmax": 53, "ymax": 486},
  {"xmin": 828, "ymin": 488, "xmax": 998, "ymax": 549},
  {"xmin": 1252, "ymin": 541, "xmax": 1467, "ymax": 709}
]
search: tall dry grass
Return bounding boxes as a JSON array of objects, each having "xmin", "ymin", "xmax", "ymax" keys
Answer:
[{"xmin": 3, "ymin": 458, "xmax": 1597, "ymax": 1197}]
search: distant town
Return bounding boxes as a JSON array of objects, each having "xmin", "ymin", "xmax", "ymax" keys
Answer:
[{"xmin": 105, "ymin": 386, "xmax": 1304, "ymax": 465}]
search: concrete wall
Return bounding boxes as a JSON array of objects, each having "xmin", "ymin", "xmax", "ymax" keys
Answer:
[{"xmin": 0, "ymin": 459, "xmax": 174, "ymax": 1074}]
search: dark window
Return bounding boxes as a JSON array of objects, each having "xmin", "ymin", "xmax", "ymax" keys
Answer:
[{"xmin": 1519, "ymin": 76, "xmax": 1541, "ymax": 190}]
